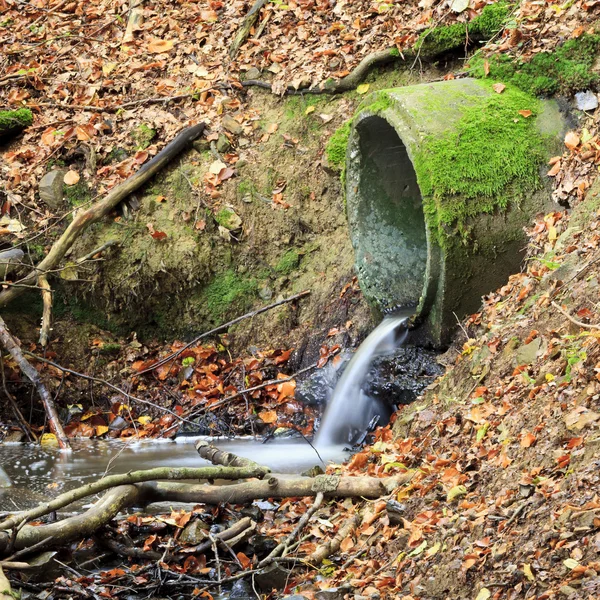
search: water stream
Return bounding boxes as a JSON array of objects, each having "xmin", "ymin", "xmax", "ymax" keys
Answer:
[{"xmin": 315, "ymin": 312, "xmax": 411, "ymax": 446}]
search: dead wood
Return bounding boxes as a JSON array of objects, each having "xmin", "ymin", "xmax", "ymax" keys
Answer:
[
  {"xmin": 122, "ymin": 0, "xmax": 144, "ymax": 45},
  {"xmin": 190, "ymin": 516, "xmax": 256, "ymax": 554},
  {"xmin": 195, "ymin": 440, "xmax": 265, "ymax": 470},
  {"xmin": 0, "ymin": 123, "xmax": 206, "ymax": 309},
  {"xmin": 308, "ymin": 512, "xmax": 361, "ymax": 564},
  {"xmin": 259, "ymin": 492, "xmax": 324, "ymax": 567},
  {"xmin": 0, "ymin": 485, "xmax": 140, "ymax": 554},
  {"xmin": 145, "ymin": 472, "xmax": 409, "ymax": 505},
  {"xmin": 229, "ymin": 0, "xmax": 268, "ymax": 59},
  {"xmin": 38, "ymin": 274, "xmax": 51, "ymax": 347},
  {"xmin": 0, "ymin": 353, "xmax": 37, "ymax": 442},
  {"xmin": 0, "ymin": 465, "xmax": 269, "ymax": 534},
  {"xmin": 0, "ymin": 315, "xmax": 69, "ymax": 449}
]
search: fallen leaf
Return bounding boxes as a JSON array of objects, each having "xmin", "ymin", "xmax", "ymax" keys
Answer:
[
  {"xmin": 523, "ymin": 563, "xmax": 535, "ymax": 582},
  {"xmin": 305, "ymin": 106, "xmax": 316, "ymax": 115},
  {"xmin": 475, "ymin": 589, "xmax": 491, "ymax": 600},
  {"xmin": 356, "ymin": 83, "xmax": 370, "ymax": 94},
  {"xmin": 518, "ymin": 110, "xmax": 532, "ymax": 118},
  {"xmin": 492, "ymin": 83, "xmax": 506, "ymax": 94},
  {"xmin": 565, "ymin": 131, "xmax": 581, "ymax": 150},
  {"xmin": 258, "ymin": 410, "xmax": 277, "ymax": 424},
  {"xmin": 147, "ymin": 39, "xmax": 175, "ymax": 53},
  {"xmin": 520, "ymin": 432, "xmax": 536, "ymax": 448}
]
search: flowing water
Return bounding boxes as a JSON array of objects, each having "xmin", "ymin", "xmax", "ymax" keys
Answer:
[
  {"xmin": 0, "ymin": 438, "xmax": 348, "ymax": 511},
  {"xmin": 315, "ymin": 312, "xmax": 411, "ymax": 446}
]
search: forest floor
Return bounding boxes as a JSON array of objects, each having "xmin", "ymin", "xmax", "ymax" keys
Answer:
[{"xmin": 3, "ymin": 0, "xmax": 600, "ymax": 599}]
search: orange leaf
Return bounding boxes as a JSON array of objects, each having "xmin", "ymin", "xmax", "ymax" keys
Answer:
[
  {"xmin": 147, "ymin": 39, "xmax": 175, "ymax": 53},
  {"xmin": 340, "ymin": 536, "xmax": 355, "ymax": 552},
  {"xmin": 565, "ymin": 131, "xmax": 580, "ymax": 150},
  {"xmin": 492, "ymin": 83, "xmax": 506, "ymax": 94},
  {"xmin": 520, "ymin": 432, "xmax": 536, "ymax": 448},
  {"xmin": 258, "ymin": 410, "xmax": 277, "ymax": 424},
  {"xmin": 236, "ymin": 552, "xmax": 252, "ymax": 569},
  {"xmin": 518, "ymin": 110, "xmax": 532, "ymax": 118},
  {"xmin": 547, "ymin": 161, "xmax": 561, "ymax": 177}
]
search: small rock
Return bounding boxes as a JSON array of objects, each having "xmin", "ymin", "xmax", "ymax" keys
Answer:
[
  {"xmin": 193, "ymin": 139, "xmax": 211, "ymax": 154},
  {"xmin": 108, "ymin": 415, "xmax": 128, "ymax": 431},
  {"xmin": 244, "ymin": 67, "xmax": 262, "ymax": 80},
  {"xmin": 216, "ymin": 134, "xmax": 231, "ymax": 154},
  {"xmin": 259, "ymin": 285, "xmax": 273, "ymax": 301},
  {"xmin": 38, "ymin": 169, "xmax": 65, "ymax": 209},
  {"xmin": 240, "ymin": 505, "xmax": 263, "ymax": 522},
  {"xmin": 222, "ymin": 115, "xmax": 243, "ymax": 135},
  {"xmin": 575, "ymin": 91, "xmax": 598, "ymax": 111},
  {"xmin": 230, "ymin": 579, "xmax": 255, "ymax": 599},
  {"xmin": 3, "ymin": 429, "xmax": 24, "ymax": 443},
  {"xmin": 254, "ymin": 563, "xmax": 290, "ymax": 591},
  {"xmin": 559, "ymin": 585, "xmax": 578, "ymax": 596},
  {"xmin": 248, "ymin": 534, "xmax": 277, "ymax": 557},
  {"xmin": 179, "ymin": 518, "xmax": 210, "ymax": 544},
  {"xmin": 316, "ymin": 588, "xmax": 352, "ymax": 600},
  {"xmin": 386, "ymin": 499, "xmax": 406, "ymax": 526}
]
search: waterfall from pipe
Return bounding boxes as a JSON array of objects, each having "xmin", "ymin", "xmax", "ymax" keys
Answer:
[{"xmin": 314, "ymin": 312, "xmax": 411, "ymax": 447}]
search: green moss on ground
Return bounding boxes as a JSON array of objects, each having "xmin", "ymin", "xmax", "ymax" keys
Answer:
[
  {"xmin": 214, "ymin": 208, "xmax": 240, "ymax": 230},
  {"xmin": 131, "ymin": 123, "xmax": 156, "ymax": 149},
  {"xmin": 413, "ymin": 82, "xmax": 545, "ymax": 244},
  {"xmin": 275, "ymin": 249, "xmax": 301, "ymax": 274},
  {"xmin": 0, "ymin": 108, "xmax": 33, "ymax": 138},
  {"xmin": 64, "ymin": 178, "xmax": 92, "ymax": 206},
  {"xmin": 202, "ymin": 270, "xmax": 258, "ymax": 320},
  {"xmin": 469, "ymin": 34, "xmax": 600, "ymax": 95},
  {"xmin": 326, "ymin": 121, "xmax": 352, "ymax": 170},
  {"xmin": 416, "ymin": 2, "xmax": 511, "ymax": 56}
]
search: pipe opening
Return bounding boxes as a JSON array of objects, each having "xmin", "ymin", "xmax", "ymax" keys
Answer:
[{"xmin": 349, "ymin": 116, "xmax": 428, "ymax": 313}]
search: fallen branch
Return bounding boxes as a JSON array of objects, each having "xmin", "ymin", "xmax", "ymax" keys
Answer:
[
  {"xmin": 38, "ymin": 274, "xmax": 52, "ymax": 347},
  {"xmin": 135, "ymin": 289, "xmax": 310, "ymax": 376},
  {"xmin": 308, "ymin": 512, "xmax": 361, "ymax": 565},
  {"xmin": 229, "ymin": 0, "xmax": 268, "ymax": 59},
  {"xmin": 0, "ymin": 315, "xmax": 69, "ymax": 449},
  {"xmin": 551, "ymin": 300, "xmax": 599, "ymax": 330},
  {"xmin": 195, "ymin": 440, "xmax": 265, "ymax": 470},
  {"xmin": 259, "ymin": 492, "xmax": 324, "ymax": 567},
  {"xmin": 75, "ymin": 240, "xmax": 119, "ymax": 264},
  {"xmin": 122, "ymin": 0, "xmax": 144, "ymax": 45},
  {"xmin": 0, "ymin": 485, "xmax": 140, "ymax": 554},
  {"xmin": 190, "ymin": 517, "xmax": 256, "ymax": 554},
  {"xmin": 144, "ymin": 472, "xmax": 410, "ymax": 505},
  {"xmin": 0, "ymin": 123, "xmax": 206, "ymax": 309},
  {"xmin": 0, "ymin": 465, "xmax": 269, "ymax": 534}
]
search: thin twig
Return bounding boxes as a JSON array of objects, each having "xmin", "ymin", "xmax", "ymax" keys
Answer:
[
  {"xmin": 551, "ymin": 301, "xmax": 599, "ymax": 330},
  {"xmin": 135, "ymin": 290, "xmax": 310, "ymax": 376}
]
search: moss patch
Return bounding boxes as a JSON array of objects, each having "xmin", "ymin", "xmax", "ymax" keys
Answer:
[
  {"xmin": 326, "ymin": 121, "xmax": 351, "ymax": 170},
  {"xmin": 275, "ymin": 249, "xmax": 301, "ymax": 274},
  {"xmin": 0, "ymin": 108, "xmax": 33, "ymax": 138},
  {"xmin": 469, "ymin": 33, "xmax": 600, "ymax": 95},
  {"xmin": 214, "ymin": 207, "xmax": 241, "ymax": 230},
  {"xmin": 413, "ymin": 82, "xmax": 545, "ymax": 245},
  {"xmin": 131, "ymin": 123, "xmax": 156, "ymax": 149},
  {"xmin": 64, "ymin": 178, "xmax": 92, "ymax": 206},
  {"xmin": 202, "ymin": 270, "xmax": 258, "ymax": 321},
  {"xmin": 416, "ymin": 2, "xmax": 511, "ymax": 56}
]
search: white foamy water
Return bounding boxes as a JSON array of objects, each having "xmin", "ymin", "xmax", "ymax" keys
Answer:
[{"xmin": 315, "ymin": 313, "xmax": 411, "ymax": 446}]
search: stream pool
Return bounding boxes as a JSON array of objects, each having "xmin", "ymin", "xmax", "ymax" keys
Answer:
[{"xmin": 0, "ymin": 437, "xmax": 349, "ymax": 511}]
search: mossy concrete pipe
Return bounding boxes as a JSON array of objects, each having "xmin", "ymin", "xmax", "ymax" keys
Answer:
[{"xmin": 345, "ymin": 78, "xmax": 565, "ymax": 346}]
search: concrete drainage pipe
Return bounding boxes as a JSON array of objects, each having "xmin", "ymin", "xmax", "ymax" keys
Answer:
[{"xmin": 344, "ymin": 78, "xmax": 566, "ymax": 346}]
